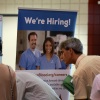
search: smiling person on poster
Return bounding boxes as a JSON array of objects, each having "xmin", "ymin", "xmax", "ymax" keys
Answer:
[
  {"xmin": 16, "ymin": 71, "xmax": 61, "ymax": 100},
  {"xmin": 60, "ymin": 37, "xmax": 100, "ymax": 100},
  {"xmin": 90, "ymin": 74, "xmax": 100, "ymax": 100},
  {"xmin": 19, "ymin": 32, "xmax": 41, "ymax": 70},
  {"xmin": 36, "ymin": 37, "xmax": 61, "ymax": 69}
]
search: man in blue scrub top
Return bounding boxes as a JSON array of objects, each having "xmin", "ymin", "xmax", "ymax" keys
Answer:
[{"xmin": 19, "ymin": 32, "xmax": 41, "ymax": 70}]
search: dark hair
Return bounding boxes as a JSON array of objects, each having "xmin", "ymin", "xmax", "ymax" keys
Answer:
[
  {"xmin": 43, "ymin": 37, "xmax": 54, "ymax": 55},
  {"xmin": 28, "ymin": 32, "xmax": 37, "ymax": 41}
]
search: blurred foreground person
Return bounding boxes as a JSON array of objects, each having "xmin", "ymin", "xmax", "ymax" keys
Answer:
[
  {"xmin": 16, "ymin": 71, "xmax": 61, "ymax": 100},
  {"xmin": 60, "ymin": 37, "xmax": 100, "ymax": 100},
  {"xmin": 0, "ymin": 64, "xmax": 17, "ymax": 100},
  {"xmin": 90, "ymin": 74, "xmax": 100, "ymax": 100}
]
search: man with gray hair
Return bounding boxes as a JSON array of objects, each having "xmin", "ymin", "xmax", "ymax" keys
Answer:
[{"xmin": 60, "ymin": 37, "xmax": 100, "ymax": 100}]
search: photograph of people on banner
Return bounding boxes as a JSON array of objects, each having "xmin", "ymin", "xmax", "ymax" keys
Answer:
[
  {"xmin": 16, "ymin": 8, "xmax": 77, "ymax": 100},
  {"xmin": 16, "ymin": 30, "xmax": 72, "ymax": 70}
]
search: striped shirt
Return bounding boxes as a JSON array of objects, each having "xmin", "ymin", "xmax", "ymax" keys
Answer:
[{"xmin": 73, "ymin": 54, "xmax": 100, "ymax": 99}]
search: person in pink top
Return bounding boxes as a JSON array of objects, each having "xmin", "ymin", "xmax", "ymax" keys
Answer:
[{"xmin": 90, "ymin": 74, "xmax": 100, "ymax": 100}]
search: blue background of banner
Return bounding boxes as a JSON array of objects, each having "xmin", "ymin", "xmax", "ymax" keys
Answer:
[{"xmin": 18, "ymin": 9, "xmax": 77, "ymax": 32}]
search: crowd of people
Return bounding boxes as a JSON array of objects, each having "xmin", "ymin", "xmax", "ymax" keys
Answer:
[
  {"xmin": 16, "ymin": 32, "xmax": 100, "ymax": 100},
  {"xmin": 0, "ymin": 32, "xmax": 100, "ymax": 100},
  {"xmin": 0, "ymin": 64, "xmax": 61, "ymax": 100}
]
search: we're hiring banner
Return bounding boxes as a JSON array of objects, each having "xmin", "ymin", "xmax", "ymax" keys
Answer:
[
  {"xmin": 17, "ymin": 8, "xmax": 77, "ymax": 100},
  {"xmin": 18, "ymin": 8, "xmax": 77, "ymax": 32}
]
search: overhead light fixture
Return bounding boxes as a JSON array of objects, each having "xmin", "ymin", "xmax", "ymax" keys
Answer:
[{"xmin": 98, "ymin": 1, "xmax": 100, "ymax": 4}]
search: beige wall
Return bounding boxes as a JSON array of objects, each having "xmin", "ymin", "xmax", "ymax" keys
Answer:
[{"xmin": 0, "ymin": 0, "xmax": 88, "ymax": 99}]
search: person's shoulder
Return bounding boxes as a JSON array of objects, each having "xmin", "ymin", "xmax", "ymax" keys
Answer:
[
  {"xmin": 0, "ymin": 64, "xmax": 15, "ymax": 78},
  {"xmin": 92, "ymin": 74, "xmax": 100, "ymax": 85},
  {"xmin": 87, "ymin": 55, "xmax": 100, "ymax": 59},
  {"xmin": 39, "ymin": 54, "xmax": 45, "ymax": 59},
  {"xmin": 0, "ymin": 64, "xmax": 9, "ymax": 72},
  {"xmin": 21, "ymin": 49, "xmax": 30, "ymax": 55},
  {"xmin": 84, "ymin": 55, "xmax": 100, "ymax": 65},
  {"xmin": 17, "ymin": 71, "xmax": 30, "ymax": 75},
  {"xmin": 0, "ymin": 63, "xmax": 7, "ymax": 68},
  {"xmin": 16, "ymin": 71, "xmax": 34, "ymax": 78},
  {"xmin": 21, "ymin": 49, "xmax": 27, "ymax": 53},
  {"xmin": 96, "ymin": 74, "xmax": 100, "ymax": 79},
  {"xmin": 53, "ymin": 54, "xmax": 59, "ymax": 59},
  {"xmin": 0, "ymin": 63, "xmax": 14, "ymax": 71}
]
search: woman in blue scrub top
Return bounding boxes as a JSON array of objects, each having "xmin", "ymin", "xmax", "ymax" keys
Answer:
[{"xmin": 36, "ymin": 37, "xmax": 61, "ymax": 69}]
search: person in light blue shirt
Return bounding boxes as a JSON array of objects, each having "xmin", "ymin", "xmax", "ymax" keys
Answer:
[
  {"xmin": 36, "ymin": 37, "xmax": 61, "ymax": 69},
  {"xmin": 19, "ymin": 32, "xmax": 41, "ymax": 70}
]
